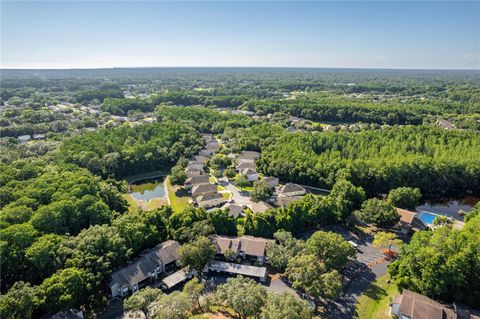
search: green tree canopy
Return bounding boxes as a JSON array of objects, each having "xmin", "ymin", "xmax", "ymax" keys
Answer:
[
  {"xmin": 250, "ymin": 180, "xmax": 274, "ymax": 202},
  {"xmin": 355, "ymin": 198, "xmax": 400, "ymax": 227},
  {"xmin": 260, "ymin": 292, "xmax": 313, "ymax": 319},
  {"xmin": 387, "ymin": 187, "xmax": 422, "ymax": 210},
  {"xmin": 178, "ymin": 236, "xmax": 216, "ymax": 273},
  {"xmin": 305, "ymin": 231, "xmax": 356, "ymax": 270},
  {"xmin": 214, "ymin": 276, "xmax": 267, "ymax": 319},
  {"xmin": 0, "ymin": 281, "xmax": 39, "ymax": 319},
  {"xmin": 286, "ymin": 254, "xmax": 342, "ymax": 300},
  {"xmin": 123, "ymin": 287, "xmax": 162, "ymax": 319}
]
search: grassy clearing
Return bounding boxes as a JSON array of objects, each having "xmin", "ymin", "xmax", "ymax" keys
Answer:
[
  {"xmin": 166, "ymin": 177, "xmax": 191, "ymax": 213},
  {"xmin": 123, "ymin": 193, "xmax": 167, "ymax": 211},
  {"xmin": 354, "ymin": 274, "xmax": 399, "ymax": 319},
  {"xmin": 123, "ymin": 194, "xmax": 139, "ymax": 211}
]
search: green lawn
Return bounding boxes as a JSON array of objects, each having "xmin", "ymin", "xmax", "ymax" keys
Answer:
[
  {"xmin": 166, "ymin": 177, "xmax": 190, "ymax": 213},
  {"xmin": 354, "ymin": 274, "xmax": 399, "ymax": 319},
  {"xmin": 221, "ymin": 192, "xmax": 231, "ymax": 200},
  {"xmin": 240, "ymin": 186, "xmax": 253, "ymax": 192},
  {"xmin": 123, "ymin": 194, "xmax": 139, "ymax": 211}
]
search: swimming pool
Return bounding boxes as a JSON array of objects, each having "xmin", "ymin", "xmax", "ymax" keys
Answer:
[{"xmin": 416, "ymin": 211, "xmax": 439, "ymax": 225}]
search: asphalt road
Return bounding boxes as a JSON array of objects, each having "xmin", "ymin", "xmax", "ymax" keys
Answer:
[{"xmin": 218, "ymin": 177, "xmax": 254, "ymax": 207}]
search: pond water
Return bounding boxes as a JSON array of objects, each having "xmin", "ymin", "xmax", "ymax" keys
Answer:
[
  {"xmin": 416, "ymin": 196, "xmax": 479, "ymax": 222},
  {"xmin": 130, "ymin": 177, "xmax": 165, "ymax": 201}
]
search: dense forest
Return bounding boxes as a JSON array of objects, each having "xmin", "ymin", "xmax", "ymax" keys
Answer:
[
  {"xmin": 60, "ymin": 122, "xmax": 203, "ymax": 178},
  {"xmin": 257, "ymin": 126, "xmax": 480, "ymax": 196}
]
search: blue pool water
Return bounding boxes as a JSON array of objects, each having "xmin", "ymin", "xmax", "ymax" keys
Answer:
[{"xmin": 416, "ymin": 211, "xmax": 438, "ymax": 225}]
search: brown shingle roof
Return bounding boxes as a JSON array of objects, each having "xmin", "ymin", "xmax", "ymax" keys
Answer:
[
  {"xmin": 197, "ymin": 192, "xmax": 223, "ymax": 202},
  {"xmin": 192, "ymin": 183, "xmax": 217, "ymax": 196},
  {"xmin": 396, "ymin": 290, "xmax": 457, "ymax": 319},
  {"xmin": 250, "ymin": 201, "xmax": 272, "ymax": 213},
  {"xmin": 211, "ymin": 235, "xmax": 269, "ymax": 258},
  {"xmin": 278, "ymin": 183, "xmax": 306, "ymax": 195},
  {"xmin": 236, "ymin": 162, "xmax": 256, "ymax": 170},
  {"xmin": 185, "ymin": 175, "xmax": 209, "ymax": 185}
]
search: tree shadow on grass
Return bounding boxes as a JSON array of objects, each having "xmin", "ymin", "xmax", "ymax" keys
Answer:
[
  {"xmin": 363, "ymin": 282, "xmax": 388, "ymax": 301},
  {"xmin": 175, "ymin": 188, "xmax": 190, "ymax": 197}
]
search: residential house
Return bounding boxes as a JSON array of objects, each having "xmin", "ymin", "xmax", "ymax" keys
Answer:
[
  {"xmin": 185, "ymin": 167, "xmax": 203, "ymax": 178},
  {"xmin": 288, "ymin": 115, "xmax": 300, "ymax": 123},
  {"xmin": 201, "ymin": 133, "xmax": 213, "ymax": 141},
  {"xmin": 109, "ymin": 240, "xmax": 180, "ymax": 298},
  {"xmin": 241, "ymin": 168, "xmax": 259, "ymax": 181},
  {"xmin": 278, "ymin": 183, "xmax": 306, "ymax": 197},
  {"xmin": 210, "ymin": 235, "xmax": 269, "ymax": 265},
  {"xmin": 196, "ymin": 192, "xmax": 225, "ymax": 208},
  {"xmin": 194, "ymin": 155, "xmax": 209, "ymax": 164},
  {"xmin": 275, "ymin": 195, "xmax": 302, "ymax": 207},
  {"xmin": 237, "ymin": 151, "xmax": 260, "ymax": 164},
  {"xmin": 391, "ymin": 290, "xmax": 458, "ymax": 319},
  {"xmin": 188, "ymin": 161, "xmax": 204, "ymax": 171},
  {"xmin": 206, "ymin": 139, "xmax": 219, "ymax": 148},
  {"xmin": 184, "ymin": 175, "xmax": 210, "ymax": 189},
  {"xmin": 394, "ymin": 208, "xmax": 427, "ymax": 234},
  {"xmin": 263, "ymin": 176, "xmax": 279, "ymax": 188},
  {"xmin": 206, "ymin": 144, "xmax": 220, "ymax": 153},
  {"xmin": 191, "ymin": 183, "xmax": 217, "ymax": 197},
  {"xmin": 185, "ymin": 162, "xmax": 204, "ymax": 178},
  {"xmin": 236, "ymin": 162, "xmax": 256, "ymax": 172},
  {"xmin": 240, "ymin": 168, "xmax": 258, "ymax": 182},
  {"xmin": 226, "ymin": 153, "xmax": 237, "ymax": 160},
  {"xmin": 250, "ymin": 201, "xmax": 272, "ymax": 214},
  {"xmin": 33, "ymin": 133, "xmax": 45, "ymax": 140},
  {"xmin": 18, "ymin": 135, "xmax": 31, "ymax": 144},
  {"xmin": 199, "ymin": 149, "xmax": 213, "ymax": 157},
  {"xmin": 436, "ymin": 118, "xmax": 454, "ymax": 130}
]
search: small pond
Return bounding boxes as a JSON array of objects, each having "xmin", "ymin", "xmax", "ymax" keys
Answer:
[
  {"xmin": 130, "ymin": 177, "xmax": 166, "ymax": 201},
  {"xmin": 416, "ymin": 196, "xmax": 479, "ymax": 222}
]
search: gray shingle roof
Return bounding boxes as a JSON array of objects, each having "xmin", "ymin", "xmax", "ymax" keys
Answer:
[{"xmin": 109, "ymin": 240, "xmax": 180, "ymax": 288}]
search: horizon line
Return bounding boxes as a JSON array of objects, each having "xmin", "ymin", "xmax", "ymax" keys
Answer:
[{"xmin": 1, "ymin": 65, "xmax": 479, "ymax": 71}]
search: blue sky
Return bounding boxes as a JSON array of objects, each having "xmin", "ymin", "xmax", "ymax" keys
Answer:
[{"xmin": 1, "ymin": 1, "xmax": 479, "ymax": 69}]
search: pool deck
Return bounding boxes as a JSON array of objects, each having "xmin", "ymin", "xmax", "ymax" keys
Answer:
[{"xmin": 416, "ymin": 210, "xmax": 465, "ymax": 230}]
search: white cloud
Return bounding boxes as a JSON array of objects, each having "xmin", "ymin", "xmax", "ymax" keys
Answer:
[{"xmin": 461, "ymin": 53, "xmax": 480, "ymax": 65}]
